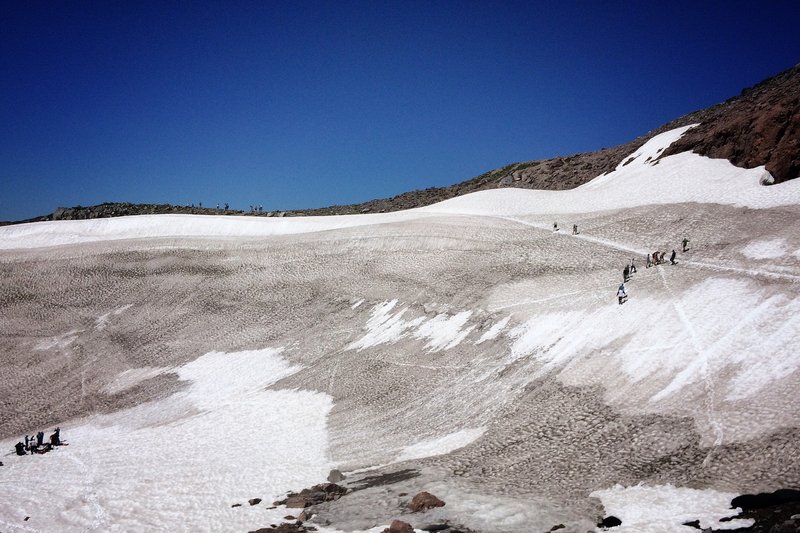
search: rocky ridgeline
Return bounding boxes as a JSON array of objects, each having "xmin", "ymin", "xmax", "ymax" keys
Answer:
[{"xmin": 5, "ymin": 64, "xmax": 797, "ymax": 226}]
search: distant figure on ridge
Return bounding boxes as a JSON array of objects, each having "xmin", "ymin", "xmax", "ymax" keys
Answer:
[
  {"xmin": 553, "ymin": 222, "xmax": 559, "ymax": 232},
  {"xmin": 682, "ymin": 238, "xmax": 689, "ymax": 252},
  {"xmin": 617, "ymin": 283, "xmax": 627, "ymax": 305},
  {"xmin": 572, "ymin": 224, "xmax": 578, "ymax": 235},
  {"xmin": 670, "ymin": 249, "xmax": 677, "ymax": 265}
]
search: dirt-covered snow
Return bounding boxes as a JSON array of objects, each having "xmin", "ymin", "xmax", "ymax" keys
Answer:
[{"xmin": 1, "ymin": 126, "xmax": 799, "ymax": 532}]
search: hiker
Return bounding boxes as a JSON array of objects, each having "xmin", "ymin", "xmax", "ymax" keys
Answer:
[
  {"xmin": 646, "ymin": 254, "xmax": 652, "ymax": 268},
  {"xmin": 553, "ymin": 222, "xmax": 559, "ymax": 232},
  {"xmin": 15, "ymin": 442, "xmax": 26, "ymax": 455},
  {"xmin": 24, "ymin": 435, "xmax": 29, "ymax": 450},
  {"xmin": 670, "ymin": 249, "xmax": 677, "ymax": 265},
  {"xmin": 573, "ymin": 223, "xmax": 578, "ymax": 235},
  {"xmin": 36, "ymin": 431, "xmax": 44, "ymax": 447},
  {"xmin": 652, "ymin": 251, "xmax": 660, "ymax": 265},
  {"xmin": 630, "ymin": 258, "xmax": 637, "ymax": 274},
  {"xmin": 682, "ymin": 238, "xmax": 689, "ymax": 252},
  {"xmin": 617, "ymin": 283, "xmax": 627, "ymax": 305},
  {"xmin": 50, "ymin": 427, "xmax": 61, "ymax": 446},
  {"xmin": 623, "ymin": 265, "xmax": 630, "ymax": 282}
]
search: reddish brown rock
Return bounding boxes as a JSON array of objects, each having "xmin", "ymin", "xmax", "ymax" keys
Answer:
[
  {"xmin": 661, "ymin": 64, "xmax": 800, "ymax": 183},
  {"xmin": 408, "ymin": 491, "xmax": 445, "ymax": 512},
  {"xmin": 381, "ymin": 519, "xmax": 414, "ymax": 533}
]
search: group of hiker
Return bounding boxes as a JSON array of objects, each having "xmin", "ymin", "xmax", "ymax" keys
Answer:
[
  {"xmin": 618, "ymin": 238, "xmax": 690, "ymax": 304},
  {"xmin": 13, "ymin": 427, "xmax": 62, "ymax": 456}
]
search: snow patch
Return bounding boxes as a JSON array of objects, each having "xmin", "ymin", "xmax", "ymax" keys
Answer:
[
  {"xmin": 0, "ymin": 347, "xmax": 333, "ymax": 532},
  {"xmin": 741, "ymin": 239, "xmax": 789, "ymax": 259},
  {"xmin": 348, "ymin": 302, "xmax": 475, "ymax": 352},
  {"xmin": 476, "ymin": 316, "xmax": 510, "ymax": 344},
  {"xmin": 413, "ymin": 310, "xmax": 474, "ymax": 351},
  {"xmin": 591, "ymin": 484, "xmax": 754, "ymax": 532},
  {"xmin": 395, "ymin": 427, "xmax": 486, "ymax": 462}
]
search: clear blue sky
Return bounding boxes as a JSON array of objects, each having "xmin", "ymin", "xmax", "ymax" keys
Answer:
[{"xmin": 2, "ymin": 1, "xmax": 799, "ymax": 221}]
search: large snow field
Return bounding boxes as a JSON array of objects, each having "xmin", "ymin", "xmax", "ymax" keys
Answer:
[{"xmin": 1, "ymin": 127, "xmax": 799, "ymax": 532}]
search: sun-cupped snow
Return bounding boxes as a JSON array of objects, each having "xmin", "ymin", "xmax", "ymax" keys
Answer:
[{"xmin": 2, "ymin": 124, "xmax": 799, "ymax": 251}]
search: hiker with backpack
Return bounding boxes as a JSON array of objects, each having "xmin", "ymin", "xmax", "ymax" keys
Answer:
[{"xmin": 617, "ymin": 283, "xmax": 627, "ymax": 305}]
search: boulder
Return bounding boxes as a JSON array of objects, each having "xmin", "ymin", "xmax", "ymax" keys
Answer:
[
  {"xmin": 382, "ymin": 519, "xmax": 414, "ymax": 533},
  {"xmin": 408, "ymin": 491, "xmax": 445, "ymax": 512},
  {"xmin": 598, "ymin": 515, "xmax": 622, "ymax": 528},
  {"xmin": 249, "ymin": 498, "xmax": 262, "ymax": 506}
]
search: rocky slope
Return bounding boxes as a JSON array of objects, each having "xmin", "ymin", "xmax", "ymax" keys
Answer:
[{"xmin": 3, "ymin": 64, "xmax": 797, "ymax": 225}]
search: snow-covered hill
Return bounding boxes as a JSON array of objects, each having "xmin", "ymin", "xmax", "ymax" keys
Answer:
[{"xmin": 1, "ymin": 127, "xmax": 799, "ymax": 532}]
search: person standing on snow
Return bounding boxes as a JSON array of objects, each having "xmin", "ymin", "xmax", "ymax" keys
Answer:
[
  {"xmin": 670, "ymin": 249, "xmax": 677, "ymax": 265},
  {"xmin": 646, "ymin": 254, "xmax": 652, "ymax": 268},
  {"xmin": 617, "ymin": 283, "xmax": 627, "ymax": 305},
  {"xmin": 630, "ymin": 258, "xmax": 637, "ymax": 274},
  {"xmin": 623, "ymin": 265, "xmax": 630, "ymax": 282},
  {"xmin": 682, "ymin": 238, "xmax": 689, "ymax": 252}
]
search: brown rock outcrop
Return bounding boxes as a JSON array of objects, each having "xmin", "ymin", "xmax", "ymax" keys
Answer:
[{"xmin": 661, "ymin": 64, "xmax": 800, "ymax": 183}]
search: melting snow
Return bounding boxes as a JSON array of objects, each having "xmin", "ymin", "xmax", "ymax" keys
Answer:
[
  {"xmin": 591, "ymin": 484, "xmax": 754, "ymax": 532},
  {"xmin": 395, "ymin": 427, "xmax": 486, "ymax": 462}
]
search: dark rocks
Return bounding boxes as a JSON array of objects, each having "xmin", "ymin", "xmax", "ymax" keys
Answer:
[
  {"xmin": 682, "ymin": 519, "xmax": 701, "ymax": 529},
  {"xmin": 349, "ymin": 469, "xmax": 420, "ymax": 491},
  {"xmin": 597, "ymin": 515, "xmax": 622, "ymax": 528},
  {"xmin": 382, "ymin": 519, "xmax": 414, "ymax": 533},
  {"xmin": 273, "ymin": 483, "xmax": 348, "ymax": 508},
  {"xmin": 709, "ymin": 488, "xmax": 800, "ymax": 532},
  {"xmin": 249, "ymin": 498, "xmax": 262, "ymax": 506},
  {"xmin": 249, "ymin": 523, "xmax": 317, "ymax": 533},
  {"xmin": 231, "ymin": 503, "xmax": 242, "ymax": 508},
  {"xmin": 548, "ymin": 525, "xmax": 565, "ymax": 531},
  {"xmin": 408, "ymin": 491, "xmax": 446, "ymax": 512}
]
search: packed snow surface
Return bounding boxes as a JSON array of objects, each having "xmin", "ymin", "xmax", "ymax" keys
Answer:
[{"xmin": 1, "ymin": 126, "xmax": 799, "ymax": 532}]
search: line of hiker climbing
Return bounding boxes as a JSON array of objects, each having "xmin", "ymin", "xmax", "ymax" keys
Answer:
[
  {"xmin": 618, "ymin": 238, "xmax": 690, "ymax": 305},
  {"xmin": 13, "ymin": 427, "xmax": 63, "ymax": 456}
]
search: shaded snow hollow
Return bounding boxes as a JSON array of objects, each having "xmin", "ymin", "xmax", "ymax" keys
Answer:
[{"xmin": 1, "ymin": 126, "xmax": 799, "ymax": 532}]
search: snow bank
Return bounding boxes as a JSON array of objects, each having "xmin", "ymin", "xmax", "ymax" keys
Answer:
[{"xmin": 2, "ymin": 125, "xmax": 799, "ymax": 250}]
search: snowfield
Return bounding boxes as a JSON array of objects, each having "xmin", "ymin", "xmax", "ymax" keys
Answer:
[{"xmin": 1, "ymin": 126, "xmax": 799, "ymax": 532}]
